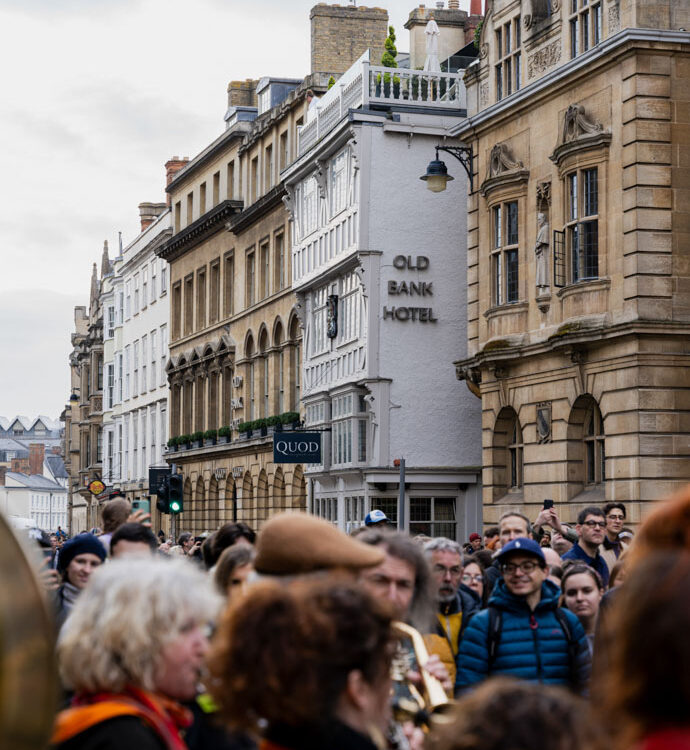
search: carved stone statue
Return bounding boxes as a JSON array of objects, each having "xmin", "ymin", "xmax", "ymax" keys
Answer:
[{"xmin": 535, "ymin": 212, "xmax": 550, "ymax": 292}]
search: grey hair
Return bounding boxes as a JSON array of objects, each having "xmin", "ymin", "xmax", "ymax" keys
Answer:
[
  {"xmin": 423, "ymin": 537, "xmax": 463, "ymax": 558},
  {"xmin": 357, "ymin": 529, "xmax": 436, "ymax": 632},
  {"xmin": 58, "ymin": 557, "xmax": 221, "ymax": 694}
]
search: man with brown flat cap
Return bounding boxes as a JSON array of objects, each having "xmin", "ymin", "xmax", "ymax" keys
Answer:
[{"xmin": 253, "ymin": 511, "xmax": 385, "ymax": 577}]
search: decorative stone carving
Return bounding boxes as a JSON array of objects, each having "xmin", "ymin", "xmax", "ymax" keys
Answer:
[
  {"xmin": 562, "ymin": 103, "xmax": 604, "ymax": 142},
  {"xmin": 608, "ymin": 2, "xmax": 620, "ymax": 33},
  {"xmin": 489, "ymin": 143, "xmax": 523, "ymax": 178},
  {"xmin": 535, "ymin": 213, "xmax": 550, "ymax": 294},
  {"xmin": 536, "ymin": 402, "xmax": 552, "ymax": 444},
  {"xmin": 551, "ymin": 0, "xmax": 561, "ymax": 11},
  {"xmin": 480, "ymin": 43, "xmax": 488, "ymax": 59},
  {"xmin": 528, "ymin": 40, "xmax": 562, "ymax": 80},
  {"xmin": 282, "ymin": 185, "xmax": 296, "ymax": 221},
  {"xmin": 314, "ymin": 160, "xmax": 328, "ymax": 200},
  {"xmin": 537, "ymin": 181, "xmax": 551, "ymax": 207},
  {"xmin": 480, "ymin": 143, "xmax": 529, "ymax": 198},
  {"xmin": 479, "ymin": 82, "xmax": 489, "ymax": 108},
  {"xmin": 550, "ymin": 103, "xmax": 611, "ymax": 168}
]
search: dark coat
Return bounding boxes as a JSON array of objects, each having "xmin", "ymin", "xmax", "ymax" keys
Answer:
[
  {"xmin": 561, "ymin": 543, "xmax": 610, "ymax": 587},
  {"xmin": 455, "ymin": 579, "xmax": 591, "ymax": 693},
  {"xmin": 51, "ymin": 715, "xmax": 165, "ymax": 750}
]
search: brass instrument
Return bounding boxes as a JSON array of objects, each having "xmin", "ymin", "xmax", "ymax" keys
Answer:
[
  {"xmin": 391, "ymin": 621, "xmax": 455, "ymax": 727},
  {"xmin": 0, "ymin": 513, "xmax": 58, "ymax": 750}
]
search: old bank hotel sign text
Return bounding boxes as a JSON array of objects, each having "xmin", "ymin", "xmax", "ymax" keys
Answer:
[{"xmin": 383, "ymin": 255, "xmax": 437, "ymax": 323}]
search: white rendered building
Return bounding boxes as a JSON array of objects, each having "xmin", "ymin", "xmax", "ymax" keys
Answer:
[
  {"xmin": 102, "ymin": 206, "xmax": 171, "ymax": 504},
  {"xmin": 282, "ymin": 53, "xmax": 483, "ymax": 539}
]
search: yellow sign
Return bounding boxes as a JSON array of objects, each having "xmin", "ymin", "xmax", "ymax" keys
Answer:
[{"xmin": 88, "ymin": 479, "xmax": 106, "ymax": 496}]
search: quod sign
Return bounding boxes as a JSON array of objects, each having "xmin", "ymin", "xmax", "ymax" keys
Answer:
[{"xmin": 273, "ymin": 432, "xmax": 322, "ymax": 464}]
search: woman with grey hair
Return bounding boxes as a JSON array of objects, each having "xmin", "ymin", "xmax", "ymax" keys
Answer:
[{"xmin": 50, "ymin": 557, "xmax": 220, "ymax": 750}]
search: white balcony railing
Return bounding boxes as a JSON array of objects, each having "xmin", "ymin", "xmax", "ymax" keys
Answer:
[{"xmin": 298, "ymin": 59, "xmax": 466, "ymax": 157}]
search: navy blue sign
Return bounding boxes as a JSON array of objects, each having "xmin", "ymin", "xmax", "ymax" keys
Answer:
[{"xmin": 273, "ymin": 432, "xmax": 322, "ymax": 463}]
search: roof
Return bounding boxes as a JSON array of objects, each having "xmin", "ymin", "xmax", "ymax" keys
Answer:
[
  {"xmin": 45, "ymin": 454, "xmax": 68, "ymax": 479},
  {"xmin": 0, "ymin": 438, "xmax": 28, "ymax": 452},
  {"xmin": 5, "ymin": 473, "xmax": 66, "ymax": 491}
]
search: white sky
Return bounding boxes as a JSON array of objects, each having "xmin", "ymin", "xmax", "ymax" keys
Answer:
[{"xmin": 0, "ymin": 0, "xmax": 470, "ymax": 419}]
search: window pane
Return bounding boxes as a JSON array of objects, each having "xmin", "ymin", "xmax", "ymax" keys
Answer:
[
  {"xmin": 569, "ymin": 173, "xmax": 578, "ymax": 220},
  {"xmin": 506, "ymin": 249, "xmax": 519, "ymax": 302},
  {"xmin": 582, "ymin": 11, "xmax": 589, "ymax": 52},
  {"xmin": 494, "ymin": 253, "xmax": 503, "ymax": 305},
  {"xmin": 506, "ymin": 202, "xmax": 518, "ymax": 245},
  {"xmin": 570, "ymin": 19, "xmax": 578, "ymax": 58},
  {"xmin": 587, "ymin": 440, "xmax": 595, "ymax": 483},
  {"xmin": 493, "ymin": 206, "xmax": 502, "ymax": 248},
  {"xmin": 584, "ymin": 168, "xmax": 598, "ymax": 216},
  {"xmin": 570, "ymin": 225, "xmax": 581, "ymax": 281},
  {"xmin": 410, "ymin": 498, "xmax": 429, "ymax": 522},
  {"xmin": 434, "ymin": 498, "xmax": 456, "ymax": 520},
  {"xmin": 581, "ymin": 220, "xmax": 598, "ymax": 278},
  {"xmin": 496, "ymin": 66, "xmax": 503, "ymax": 100}
]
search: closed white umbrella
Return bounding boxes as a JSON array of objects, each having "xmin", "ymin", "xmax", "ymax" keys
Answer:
[{"xmin": 423, "ymin": 18, "xmax": 441, "ymax": 73}]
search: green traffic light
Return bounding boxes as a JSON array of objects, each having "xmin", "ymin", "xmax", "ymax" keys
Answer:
[{"xmin": 170, "ymin": 501, "xmax": 181, "ymax": 512}]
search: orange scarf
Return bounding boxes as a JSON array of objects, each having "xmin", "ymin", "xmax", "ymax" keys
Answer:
[{"xmin": 51, "ymin": 686, "xmax": 192, "ymax": 750}]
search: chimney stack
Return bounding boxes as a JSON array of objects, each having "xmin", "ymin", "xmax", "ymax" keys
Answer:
[
  {"xmin": 139, "ymin": 202, "xmax": 167, "ymax": 232},
  {"xmin": 310, "ymin": 3, "xmax": 388, "ymax": 76},
  {"xmin": 29, "ymin": 443, "xmax": 45, "ymax": 476},
  {"xmin": 165, "ymin": 157, "xmax": 190, "ymax": 206},
  {"xmin": 227, "ymin": 79, "xmax": 258, "ymax": 108},
  {"xmin": 11, "ymin": 457, "xmax": 29, "ymax": 474}
]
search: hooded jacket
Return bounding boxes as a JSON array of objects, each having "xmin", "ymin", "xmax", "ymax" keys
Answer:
[{"xmin": 455, "ymin": 579, "xmax": 591, "ymax": 692}]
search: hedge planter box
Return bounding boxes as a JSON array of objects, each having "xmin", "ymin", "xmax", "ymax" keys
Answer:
[
  {"xmin": 240, "ymin": 430, "xmax": 253, "ymax": 439},
  {"xmin": 217, "ymin": 435, "xmax": 230, "ymax": 444},
  {"xmin": 191, "ymin": 440, "xmax": 201, "ymax": 449},
  {"xmin": 203, "ymin": 438, "xmax": 216, "ymax": 447}
]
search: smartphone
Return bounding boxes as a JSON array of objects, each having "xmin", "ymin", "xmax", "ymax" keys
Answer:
[
  {"xmin": 132, "ymin": 499, "xmax": 150, "ymax": 514},
  {"xmin": 543, "ymin": 498, "xmax": 554, "ymax": 509},
  {"xmin": 194, "ymin": 536, "xmax": 205, "ymax": 544}
]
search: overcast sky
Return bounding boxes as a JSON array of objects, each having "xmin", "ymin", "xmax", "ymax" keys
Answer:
[{"xmin": 0, "ymin": 0, "xmax": 470, "ymax": 420}]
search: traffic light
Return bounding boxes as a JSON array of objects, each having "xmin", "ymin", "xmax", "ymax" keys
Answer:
[
  {"xmin": 168, "ymin": 474, "xmax": 184, "ymax": 515},
  {"xmin": 155, "ymin": 476, "xmax": 170, "ymax": 514}
]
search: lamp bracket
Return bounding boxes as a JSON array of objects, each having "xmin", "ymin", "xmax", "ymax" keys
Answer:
[{"xmin": 436, "ymin": 145, "xmax": 474, "ymax": 192}]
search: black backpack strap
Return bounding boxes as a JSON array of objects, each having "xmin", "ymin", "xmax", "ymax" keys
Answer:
[
  {"xmin": 487, "ymin": 606, "xmax": 503, "ymax": 671},
  {"xmin": 554, "ymin": 608, "xmax": 578, "ymax": 688}
]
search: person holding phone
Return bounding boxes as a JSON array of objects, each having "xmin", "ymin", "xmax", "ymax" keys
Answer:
[{"xmin": 533, "ymin": 500, "xmax": 578, "ymax": 550}]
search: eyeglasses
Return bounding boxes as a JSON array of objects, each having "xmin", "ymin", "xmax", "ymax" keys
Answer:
[
  {"xmin": 462, "ymin": 574, "xmax": 484, "ymax": 584},
  {"xmin": 582, "ymin": 520, "xmax": 606, "ymax": 528},
  {"xmin": 606, "ymin": 514, "xmax": 625, "ymax": 521},
  {"xmin": 433, "ymin": 565, "xmax": 462, "ymax": 576},
  {"xmin": 501, "ymin": 560, "xmax": 540, "ymax": 575}
]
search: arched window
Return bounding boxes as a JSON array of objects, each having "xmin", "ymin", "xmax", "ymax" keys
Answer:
[
  {"xmin": 274, "ymin": 321, "xmax": 285, "ymax": 414},
  {"xmin": 288, "ymin": 315, "xmax": 301, "ymax": 411},
  {"xmin": 567, "ymin": 394, "xmax": 606, "ymax": 498},
  {"xmin": 491, "ymin": 407, "xmax": 523, "ymax": 500},
  {"xmin": 584, "ymin": 401, "xmax": 605, "ymax": 485},
  {"xmin": 259, "ymin": 328, "xmax": 269, "ymax": 418},
  {"xmin": 245, "ymin": 335, "xmax": 255, "ymax": 421}
]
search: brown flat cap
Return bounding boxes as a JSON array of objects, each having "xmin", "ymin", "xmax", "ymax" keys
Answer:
[{"xmin": 254, "ymin": 512, "xmax": 385, "ymax": 575}]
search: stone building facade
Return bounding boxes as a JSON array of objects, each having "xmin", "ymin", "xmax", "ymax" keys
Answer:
[
  {"xmin": 157, "ymin": 79, "xmax": 322, "ymax": 534},
  {"xmin": 452, "ymin": 0, "xmax": 690, "ymax": 527},
  {"xmin": 63, "ymin": 249, "xmax": 109, "ymax": 532}
]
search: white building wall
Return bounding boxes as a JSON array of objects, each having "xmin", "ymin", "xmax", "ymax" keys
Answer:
[
  {"xmin": 286, "ymin": 105, "xmax": 483, "ymax": 539},
  {"xmin": 115, "ymin": 211, "xmax": 171, "ymax": 493}
]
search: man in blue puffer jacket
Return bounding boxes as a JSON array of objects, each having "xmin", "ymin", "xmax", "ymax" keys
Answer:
[{"xmin": 455, "ymin": 537, "xmax": 591, "ymax": 696}]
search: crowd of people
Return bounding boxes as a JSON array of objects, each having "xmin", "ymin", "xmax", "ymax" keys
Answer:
[{"xmin": 26, "ymin": 490, "xmax": 690, "ymax": 750}]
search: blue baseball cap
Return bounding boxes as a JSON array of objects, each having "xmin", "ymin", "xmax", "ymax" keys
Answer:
[
  {"xmin": 365, "ymin": 509, "xmax": 390, "ymax": 526},
  {"xmin": 496, "ymin": 537, "xmax": 546, "ymax": 565}
]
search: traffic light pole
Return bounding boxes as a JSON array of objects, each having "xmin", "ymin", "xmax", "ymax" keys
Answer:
[{"xmin": 170, "ymin": 463, "xmax": 177, "ymax": 541}]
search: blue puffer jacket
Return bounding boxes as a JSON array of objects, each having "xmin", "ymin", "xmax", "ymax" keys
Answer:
[{"xmin": 455, "ymin": 579, "xmax": 591, "ymax": 693}]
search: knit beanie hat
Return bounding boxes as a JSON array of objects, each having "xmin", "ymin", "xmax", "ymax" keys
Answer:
[{"xmin": 57, "ymin": 533, "xmax": 107, "ymax": 574}]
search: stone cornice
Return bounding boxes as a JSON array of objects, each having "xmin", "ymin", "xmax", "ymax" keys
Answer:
[
  {"xmin": 455, "ymin": 319, "xmax": 690, "ymax": 378},
  {"xmin": 225, "ymin": 184, "xmax": 286, "ymax": 235},
  {"xmin": 157, "ymin": 200, "xmax": 243, "ymax": 262},
  {"xmin": 480, "ymin": 169, "xmax": 530, "ymax": 198},
  {"xmin": 452, "ymin": 28, "xmax": 690, "ymax": 139}
]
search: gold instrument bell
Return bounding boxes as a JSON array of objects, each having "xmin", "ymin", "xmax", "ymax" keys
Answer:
[
  {"xmin": 391, "ymin": 621, "xmax": 454, "ymax": 727},
  {"xmin": 0, "ymin": 512, "xmax": 58, "ymax": 749}
]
